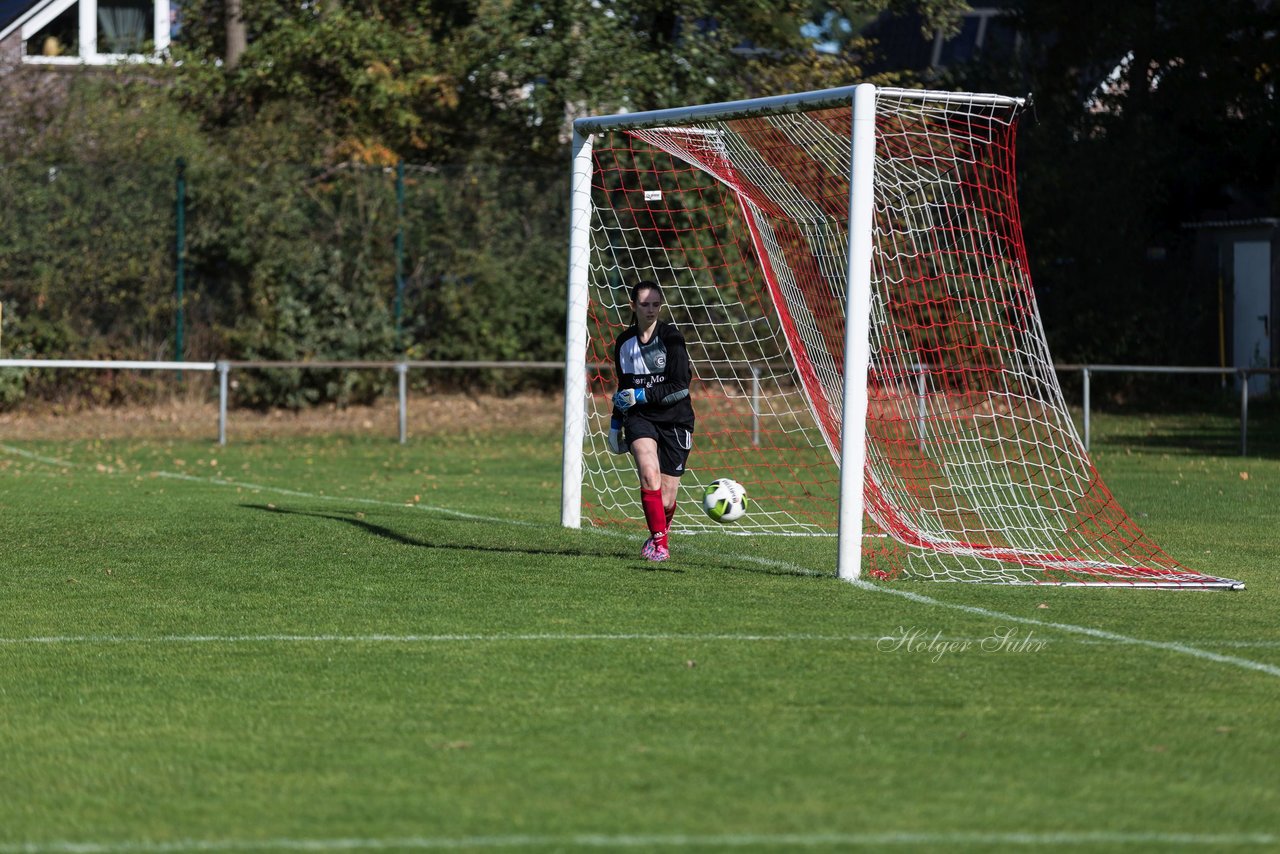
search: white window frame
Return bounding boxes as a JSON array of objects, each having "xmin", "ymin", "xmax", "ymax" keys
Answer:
[
  {"xmin": 18, "ymin": 0, "xmax": 169, "ymax": 65},
  {"xmin": 929, "ymin": 7, "xmax": 1008, "ymax": 69}
]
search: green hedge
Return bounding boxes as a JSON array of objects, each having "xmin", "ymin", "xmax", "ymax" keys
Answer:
[{"xmin": 0, "ymin": 155, "xmax": 567, "ymax": 409}]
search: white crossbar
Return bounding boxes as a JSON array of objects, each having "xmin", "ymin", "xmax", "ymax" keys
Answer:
[{"xmin": 574, "ymin": 85, "xmax": 1025, "ymax": 133}]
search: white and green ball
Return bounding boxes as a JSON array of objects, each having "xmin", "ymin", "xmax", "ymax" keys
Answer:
[{"xmin": 701, "ymin": 478, "xmax": 748, "ymax": 523}]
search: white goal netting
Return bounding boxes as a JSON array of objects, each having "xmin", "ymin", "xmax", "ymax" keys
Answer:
[{"xmin": 571, "ymin": 87, "xmax": 1240, "ymax": 588}]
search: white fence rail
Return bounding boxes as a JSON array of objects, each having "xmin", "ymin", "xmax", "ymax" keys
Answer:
[
  {"xmin": 0, "ymin": 358, "xmax": 562, "ymax": 445},
  {"xmin": 1, "ymin": 359, "xmax": 1276, "ymax": 454},
  {"xmin": 0, "ymin": 359, "xmax": 217, "ymax": 371}
]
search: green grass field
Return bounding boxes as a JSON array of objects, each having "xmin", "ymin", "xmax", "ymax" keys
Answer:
[{"xmin": 1, "ymin": 407, "xmax": 1278, "ymax": 853}]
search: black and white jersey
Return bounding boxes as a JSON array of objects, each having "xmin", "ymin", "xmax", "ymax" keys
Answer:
[{"xmin": 612, "ymin": 320, "xmax": 695, "ymax": 427}]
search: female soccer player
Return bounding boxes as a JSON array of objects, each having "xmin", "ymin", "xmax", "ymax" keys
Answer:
[{"xmin": 608, "ymin": 281, "xmax": 695, "ymax": 562}]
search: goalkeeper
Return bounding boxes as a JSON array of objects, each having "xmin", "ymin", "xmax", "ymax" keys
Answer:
[{"xmin": 608, "ymin": 281, "xmax": 695, "ymax": 562}]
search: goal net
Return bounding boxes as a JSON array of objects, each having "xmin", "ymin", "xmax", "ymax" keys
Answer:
[{"xmin": 562, "ymin": 85, "xmax": 1241, "ymax": 589}]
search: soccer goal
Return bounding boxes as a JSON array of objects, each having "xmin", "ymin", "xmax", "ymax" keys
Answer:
[{"xmin": 561, "ymin": 83, "xmax": 1242, "ymax": 589}]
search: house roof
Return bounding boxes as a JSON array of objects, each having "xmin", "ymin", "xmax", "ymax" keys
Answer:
[{"xmin": 1, "ymin": 0, "xmax": 41, "ymax": 41}]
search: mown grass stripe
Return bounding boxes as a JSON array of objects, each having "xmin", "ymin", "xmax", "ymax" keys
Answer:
[
  {"xmin": 1, "ymin": 444, "xmax": 1276, "ymax": 680},
  {"xmin": 2, "ymin": 830, "xmax": 1277, "ymax": 852}
]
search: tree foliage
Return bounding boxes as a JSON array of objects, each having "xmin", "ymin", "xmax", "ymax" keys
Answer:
[
  {"xmin": 170, "ymin": 0, "xmax": 964, "ymax": 162},
  {"xmin": 2, "ymin": 0, "xmax": 1276, "ymax": 409},
  {"xmin": 939, "ymin": 0, "xmax": 1280, "ymax": 365}
]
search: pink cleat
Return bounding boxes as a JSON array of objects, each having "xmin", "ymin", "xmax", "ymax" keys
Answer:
[{"xmin": 641, "ymin": 534, "xmax": 669, "ymax": 562}]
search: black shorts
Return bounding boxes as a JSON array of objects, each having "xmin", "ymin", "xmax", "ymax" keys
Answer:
[{"xmin": 624, "ymin": 413, "xmax": 694, "ymax": 478}]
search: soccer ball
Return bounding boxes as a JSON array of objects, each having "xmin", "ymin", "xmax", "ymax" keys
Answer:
[{"xmin": 701, "ymin": 478, "xmax": 748, "ymax": 523}]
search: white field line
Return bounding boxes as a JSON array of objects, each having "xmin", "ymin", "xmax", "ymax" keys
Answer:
[
  {"xmin": 1, "ymin": 632, "xmax": 889, "ymax": 645},
  {"xmin": 1, "ymin": 831, "xmax": 1277, "ymax": 852},
  {"xmin": 5, "ymin": 631, "xmax": 1280, "ymax": 650},
  {"xmin": 1076, "ymin": 638, "xmax": 1280, "ymax": 649},
  {"xmin": 850, "ymin": 580, "xmax": 1280, "ymax": 679},
  {"xmin": 0, "ymin": 443, "xmax": 77, "ymax": 468},
  {"xmin": 2, "ymin": 444, "xmax": 1279, "ymax": 678}
]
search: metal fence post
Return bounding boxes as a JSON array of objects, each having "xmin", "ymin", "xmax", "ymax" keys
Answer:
[
  {"xmin": 751, "ymin": 365, "xmax": 761, "ymax": 446},
  {"xmin": 1240, "ymin": 369, "xmax": 1249, "ymax": 457},
  {"xmin": 175, "ymin": 158, "xmax": 186, "ymax": 374},
  {"xmin": 397, "ymin": 362, "xmax": 409, "ymax": 444},
  {"xmin": 393, "ymin": 160, "xmax": 406, "ymax": 353},
  {"xmin": 217, "ymin": 360, "xmax": 229, "ymax": 445},
  {"xmin": 916, "ymin": 363, "xmax": 928, "ymax": 451},
  {"xmin": 1082, "ymin": 366, "xmax": 1091, "ymax": 451}
]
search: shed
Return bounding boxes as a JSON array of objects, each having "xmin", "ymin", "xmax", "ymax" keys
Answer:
[{"xmin": 1187, "ymin": 217, "xmax": 1279, "ymax": 397}]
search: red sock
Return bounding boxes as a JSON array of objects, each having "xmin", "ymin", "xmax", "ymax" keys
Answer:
[
  {"xmin": 665, "ymin": 501, "xmax": 677, "ymax": 528},
  {"xmin": 641, "ymin": 488, "xmax": 667, "ymax": 546}
]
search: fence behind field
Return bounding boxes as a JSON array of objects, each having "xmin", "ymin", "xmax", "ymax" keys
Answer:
[
  {"xmin": 0, "ymin": 359, "xmax": 1276, "ymax": 454},
  {"xmin": 1059, "ymin": 364, "xmax": 1280, "ymax": 455},
  {"xmin": 0, "ymin": 159, "xmax": 568, "ymax": 407}
]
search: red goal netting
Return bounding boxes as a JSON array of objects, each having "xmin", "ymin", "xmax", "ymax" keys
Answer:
[{"xmin": 575, "ymin": 87, "xmax": 1239, "ymax": 587}]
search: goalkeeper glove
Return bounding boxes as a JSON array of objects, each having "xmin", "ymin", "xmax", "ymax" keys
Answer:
[
  {"xmin": 612, "ymin": 387, "xmax": 646, "ymax": 412},
  {"xmin": 606, "ymin": 418, "xmax": 629, "ymax": 455}
]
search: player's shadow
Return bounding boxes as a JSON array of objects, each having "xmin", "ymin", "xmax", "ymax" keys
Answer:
[
  {"xmin": 240, "ymin": 503, "xmax": 619, "ymax": 562},
  {"xmin": 629, "ymin": 559, "xmax": 685, "ymax": 574}
]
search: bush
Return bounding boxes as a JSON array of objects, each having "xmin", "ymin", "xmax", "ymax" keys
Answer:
[{"xmin": 1, "ymin": 82, "xmax": 571, "ymax": 407}]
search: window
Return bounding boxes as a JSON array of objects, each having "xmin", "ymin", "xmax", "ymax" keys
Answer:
[
  {"xmin": 97, "ymin": 0, "xmax": 151, "ymax": 54},
  {"xmin": 24, "ymin": 3, "xmax": 77, "ymax": 55},
  {"xmin": 16, "ymin": 0, "xmax": 169, "ymax": 63}
]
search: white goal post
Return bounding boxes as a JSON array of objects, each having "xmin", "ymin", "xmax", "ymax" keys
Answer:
[{"xmin": 561, "ymin": 83, "xmax": 1243, "ymax": 589}]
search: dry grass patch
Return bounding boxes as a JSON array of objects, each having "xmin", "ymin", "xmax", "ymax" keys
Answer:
[{"xmin": 0, "ymin": 393, "xmax": 561, "ymax": 441}]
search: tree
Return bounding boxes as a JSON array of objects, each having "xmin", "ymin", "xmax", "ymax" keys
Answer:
[
  {"xmin": 171, "ymin": 1, "xmax": 975, "ymax": 164},
  {"xmin": 225, "ymin": 0, "xmax": 247, "ymax": 68},
  {"xmin": 172, "ymin": 0, "xmax": 468, "ymax": 161},
  {"xmin": 940, "ymin": 0, "xmax": 1280, "ymax": 365},
  {"xmin": 454, "ymin": 0, "xmax": 974, "ymax": 160},
  {"xmin": 2, "ymin": 0, "xmax": 988, "ymax": 408}
]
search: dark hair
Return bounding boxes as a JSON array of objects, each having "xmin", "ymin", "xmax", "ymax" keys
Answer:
[{"xmin": 630, "ymin": 280, "xmax": 663, "ymax": 304}]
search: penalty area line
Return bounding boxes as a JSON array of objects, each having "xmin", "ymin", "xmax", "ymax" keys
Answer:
[
  {"xmin": 0, "ymin": 632, "xmax": 890, "ymax": 646},
  {"xmin": 5, "ymin": 629, "xmax": 1278, "ymax": 651},
  {"xmin": 0, "ymin": 442, "xmax": 76, "ymax": 468}
]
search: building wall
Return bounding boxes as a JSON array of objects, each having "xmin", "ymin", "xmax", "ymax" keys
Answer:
[{"xmin": 0, "ymin": 28, "xmax": 22, "ymax": 66}]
